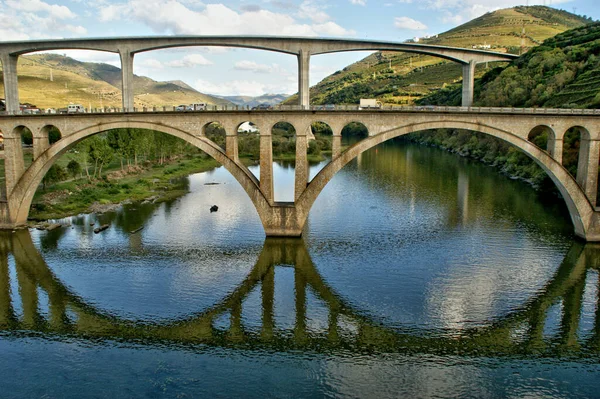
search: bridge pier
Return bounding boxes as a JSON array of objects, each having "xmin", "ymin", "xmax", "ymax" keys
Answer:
[
  {"xmin": 577, "ymin": 138, "xmax": 600, "ymax": 206},
  {"xmin": 298, "ymin": 49, "xmax": 310, "ymax": 109},
  {"xmin": 0, "ymin": 53, "xmax": 20, "ymax": 114},
  {"xmin": 461, "ymin": 60, "xmax": 476, "ymax": 107},
  {"xmin": 295, "ymin": 133, "xmax": 309, "ymax": 201},
  {"xmin": 260, "ymin": 132, "xmax": 274, "ymax": 204},
  {"xmin": 119, "ymin": 49, "xmax": 135, "ymax": 112},
  {"xmin": 332, "ymin": 134, "xmax": 342, "ymax": 159}
]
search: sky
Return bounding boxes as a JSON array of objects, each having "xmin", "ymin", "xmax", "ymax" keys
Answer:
[{"xmin": 1, "ymin": 0, "xmax": 599, "ymax": 98}]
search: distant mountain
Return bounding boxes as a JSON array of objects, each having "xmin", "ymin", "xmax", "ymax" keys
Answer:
[
  {"xmin": 0, "ymin": 53, "xmax": 232, "ymax": 109},
  {"xmin": 219, "ymin": 94, "xmax": 290, "ymax": 107},
  {"xmin": 285, "ymin": 6, "xmax": 594, "ymax": 106}
]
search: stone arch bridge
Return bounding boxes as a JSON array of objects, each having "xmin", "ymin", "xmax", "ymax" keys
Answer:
[{"xmin": 0, "ymin": 107, "xmax": 599, "ymax": 240}]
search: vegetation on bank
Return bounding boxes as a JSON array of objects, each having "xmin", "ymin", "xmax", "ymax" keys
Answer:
[
  {"xmin": 410, "ymin": 22, "xmax": 600, "ymax": 203},
  {"xmin": 29, "ymin": 124, "xmax": 335, "ymax": 221}
]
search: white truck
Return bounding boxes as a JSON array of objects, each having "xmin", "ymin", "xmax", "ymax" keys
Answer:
[
  {"xmin": 359, "ymin": 99, "xmax": 382, "ymax": 109},
  {"xmin": 67, "ymin": 104, "xmax": 85, "ymax": 113},
  {"xmin": 187, "ymin": 102, "xmax": 207, "ymax": 111}
]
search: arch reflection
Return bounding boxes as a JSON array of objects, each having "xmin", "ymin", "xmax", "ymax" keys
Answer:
[{"xmin": 0, "ymin": 230, "xmax": 599, "ymax": 357}]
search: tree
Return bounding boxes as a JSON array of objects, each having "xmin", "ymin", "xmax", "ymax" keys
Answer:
[
  {"xmin": 66, "ymin": 159, "xmax": 81, "ymax": 178},
  {"xmin": 42, "ymin": 164, "xmax": 67, "ymax": 189}
]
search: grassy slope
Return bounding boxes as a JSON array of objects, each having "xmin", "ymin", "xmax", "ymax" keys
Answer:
[
  {"xmin": 286, "ymin": 6, "xmax": 592, "ymax": 106},
  {"xmin": 418, "ymin": 22, "xmax": 600, "ymax": 108},
  {"xmin": 0, "ymin": 53, "xmax": 232, "ymax": 109}
]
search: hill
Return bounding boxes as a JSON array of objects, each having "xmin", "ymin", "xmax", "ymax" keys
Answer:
[
  {"xmin": 0, "ymin": 53, "xmax": 232, "ymax": 109},
  {"xmin": 418, "ymin": 22, "xmax": 600, "ymax": 108},
  {"xmin": 220, "ymin": 94, "xmax": 290, "ymax": 107},
  {"xmin": 287, "ymin": 6, "xmax": 593, "ymax": 106}
]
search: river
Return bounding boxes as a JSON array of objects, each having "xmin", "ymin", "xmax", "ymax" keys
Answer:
[{"xmin": 1, "ymin": 139, "xmax": 599, "ymax": 398}]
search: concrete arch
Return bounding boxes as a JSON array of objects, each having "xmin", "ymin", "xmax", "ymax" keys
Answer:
[
  {"xmin": 297, "ymin": 120, "xmax": 595, "ymax": 239},
  {"xmin": 9, "ymin": 121, "xmax": 269, "ymax": 229},
  {"xmin": 570, "ymin": 125, "xmax": 592, "ymax": 141}
]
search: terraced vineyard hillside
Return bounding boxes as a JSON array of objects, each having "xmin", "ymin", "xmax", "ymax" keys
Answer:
[
  {"xmin": 0, "ymin": 53, "xmax": 231, "ymax": 110},
  {"xmin": 288, "ymin": 6, "xmax": 593, "ymax": 106},
  {"xmin": 418, "ymin": 22, "xmax": 600, "ymax": 108}
]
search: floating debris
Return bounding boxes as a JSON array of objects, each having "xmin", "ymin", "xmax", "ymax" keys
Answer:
[
  {"xmin": 210, "ymin": 205, "xmax": 219, "ymax": 212},
  {"xmin": 93, "ymin": 224, "xmax": 110, "ymax": 234}
]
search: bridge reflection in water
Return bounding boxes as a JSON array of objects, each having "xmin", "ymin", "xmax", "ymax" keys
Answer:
[{"xmin": 0, "ymin": 230, "xmax": 599, "ymax": 357}]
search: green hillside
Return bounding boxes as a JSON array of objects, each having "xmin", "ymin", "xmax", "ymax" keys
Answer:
[
  {"xmin": 0, "ymin": 53, "xmax": 231, "ymax": 109},
  {"xmin": 289, "ymin": 6, "xmax": 593, "ymax": 106},
  {"xmin": 418, "ymin": 22, "xmax": 600, "ymax": 108}
]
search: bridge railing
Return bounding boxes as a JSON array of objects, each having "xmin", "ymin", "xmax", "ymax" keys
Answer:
[{"xmin": 1, "ymin": 105, "xmax": 600, "ymax": 116}]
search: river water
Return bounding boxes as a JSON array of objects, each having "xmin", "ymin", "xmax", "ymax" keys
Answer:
[{"xmin": 1, "ymin": 140, "xmax": 599, "ymax": 398}]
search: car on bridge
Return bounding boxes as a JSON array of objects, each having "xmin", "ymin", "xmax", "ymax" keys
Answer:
[
  {"xmin": 252, "ymin": 104, "xmax": 273, "ymax": 110},
  {"xmin": 175, "ymin": 104, "xmax": 187, "ymax": 111}
]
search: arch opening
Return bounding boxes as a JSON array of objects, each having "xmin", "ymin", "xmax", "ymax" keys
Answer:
[
  {"xmin": 15, "ymin": 125, "xmax": 33, "ymax": 170},
  {"xmin": 204, "ymin": 122, "xmax": 226, "ymax": 152},
  {"xmin": 237, "ymin": 121, "xmax": 260, "ymax": 159},
  {"xmin": 341, "ymin": 122, "xmax": 368, "ymax": 153},
  {"xmin": 528, "ymin": 125, "xmax": 554, "ymax": 153},
  {"xmin": 300, "ymin": 122, "xmax": 592, "ymax": 239},
  {"xmin": 43, "ymin": 125, "xmax": 62, "ymax": 145},
  {"xmin": 16, "ymin": 123, "xmax": 265, "ymax": 228}
]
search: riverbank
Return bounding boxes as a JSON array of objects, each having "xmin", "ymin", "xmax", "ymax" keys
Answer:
[
  {"xmin": 30, "ymin": 155, "xmax": 222, "ymax": 221},
  {"xmin": 29, "ymin": 151, "xmax": 331, "ymax": 222}
]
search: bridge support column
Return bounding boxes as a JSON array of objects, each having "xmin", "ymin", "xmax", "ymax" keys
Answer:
[
  {"xmin": 461, "ymin": 60, "xmax": 476, "ymax": 107},
  {"xmin": 576, "ymin": 138, "xmax": 600, "ymax": 206},
  {"xmin": 3, "ymin": 136, "xmax": 24, "ymax": 195},
  {"xmin": 332, "ymin": 135, "xmax": 342, "ymax": 159},
  {"xmin": 1, "ymin": 53, "xmax": 20, "ymax": 114},
  {"xmin": 548, "ymin": 137, "xmax": 564, "ymax": 165},
  {"xmin": 295, "ymin": 133, "xmax": 309, "ymax": 201},
  {"xmin": 32, "ymin": 130, "xmax": 49, "ymax": 161},
  {"xmin": 260, "ymin": 133, "xmax": 274, "ymax": 204},
  {"xmin": 119, "ymin": 49, "xmax": 135, "ymax": 112},
  {"xmin": 225, "ymin": 134, "xmax": 239, "ymax": 162},
  {"xmin": 298, "ymin": 49, "xmax": 310, "ymax": 109}
]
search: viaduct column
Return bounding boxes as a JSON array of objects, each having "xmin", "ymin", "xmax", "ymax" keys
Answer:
[
  {"xmin": 295, "ymin": 124, "xmax": 310, "ymax": 201},
  {"xmin": 576, "ymin": 137, "xmax": 600, "ymax": 206},
  {"xmin": 0, "ymin": 53, "xmax": 20, "ymax": 114},
  {"xmin": 119, "ymin": 49, "xmax": 135, "ymax": 112},
  {"xmin": 298, "ymin": 49, "xmax": 310, "ymax": 109},
  {"xmin": 461, "ymin": 60, "xmax": 476, "ymax": 107},
  {"xmin": 260, "ymin": 130, "xmax": 274, "ymax": 204}
]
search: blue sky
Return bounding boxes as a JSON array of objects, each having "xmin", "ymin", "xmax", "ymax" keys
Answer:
[{"xmin": 1, "ymin": 0, "xmax": 598, "ymax": 97}]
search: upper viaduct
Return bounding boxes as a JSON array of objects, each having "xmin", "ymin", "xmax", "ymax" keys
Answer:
[{"xmin": 1, "ymin": 37, "xmax": 599, "ymax": 240}]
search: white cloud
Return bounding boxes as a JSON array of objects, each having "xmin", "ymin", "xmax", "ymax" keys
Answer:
[
  {"xmin": 234, "ymin": 60, "xmax": 276, "ymax": 73},
  {"xmin": 194, "ymin": 78, "xmax": 294, "ymax": 96},
  {"xmin": 298, "ymin": 1, "xmax": 331, "ymax": 24},
  {"xmin": 394, "ymin": 16, "xmax": 428, "ymax": 30},
  {"xmin": 0, "ymin": 0, "xmax": 85, "ymax": 39},
  {"xmin": 5, "ymin": 0, "xmax": 77, "ymax": 19},
  {"xmin": 350, "ymin": 0, "xmax": 366, "ymax": 5},
  {"xmin": 166, "ymin": 54, "xmax": 213, "ymax": 67},
  {"xmin": 98, "ymin": 1, "xmax": 353, "ymax": 37}
]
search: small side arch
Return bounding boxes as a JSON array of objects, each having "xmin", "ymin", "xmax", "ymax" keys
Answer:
[
  {"xmin": 9, "ymin": 121, "xmax": 269, "ymax": 228},
  {"xmin": 297, "ymin": 120, "xmax": 595, "ymax": 239}
]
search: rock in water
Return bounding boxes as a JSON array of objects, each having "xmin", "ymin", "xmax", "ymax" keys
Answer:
[
  {"xmin": 210, "ymin": 205, "xmax": 218, "ymax": 213},
  {"xmin": 93, "ymin": 224, "xmax": 110, "ymax": 234}
]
